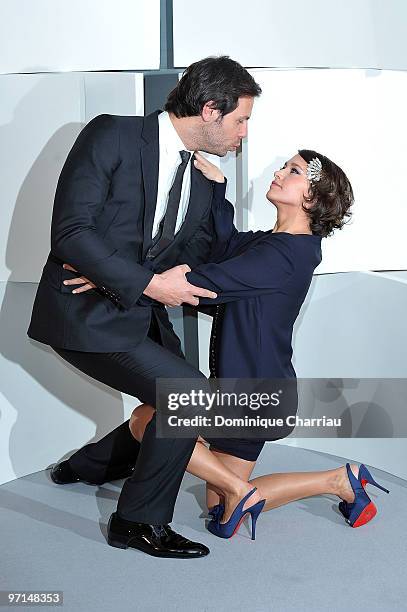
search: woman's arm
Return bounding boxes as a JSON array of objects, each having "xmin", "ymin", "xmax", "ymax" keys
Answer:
[
  {"xmin": 193, "ymin": 153, "xmax": 266, "ymax": 263},
  {"xmin": 209, "ymin": 182, "xmax": 267, "ymax": 262},
  {"xmin": 186, "ymin": 232, "xmax": 295, "ymax": 305}
]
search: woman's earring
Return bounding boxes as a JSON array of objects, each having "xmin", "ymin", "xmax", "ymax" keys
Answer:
[{"xmin": 302, "ymin": 194, "xmax": 313, "ymax": 209}]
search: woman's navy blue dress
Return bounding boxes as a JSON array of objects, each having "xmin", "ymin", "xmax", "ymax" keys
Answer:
[{"xmin": 186, "ymin": 182, "xmax": 322, "ymax": 461}]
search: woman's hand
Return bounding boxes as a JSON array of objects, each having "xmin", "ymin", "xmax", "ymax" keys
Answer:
[{"xmin": 193, "ymin": 152, "xmax": 225, "ymax": 183}]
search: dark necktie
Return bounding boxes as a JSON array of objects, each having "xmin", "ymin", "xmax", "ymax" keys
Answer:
[{"xmin": 148, "ymin": 150, "xmax": 191, "ymax": 258}]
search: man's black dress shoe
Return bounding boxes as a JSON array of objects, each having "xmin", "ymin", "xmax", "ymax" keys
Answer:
[
  {"xmin": 50, "ymin": 460, "xmax": 135, "ymax": 485},
  {"xmin": 107, "ymin": 512, "xmax": 210, "ymax": 559},
  {"xmin": 50, "ymin": 460, "xmax": 83, "ymax": 484}
]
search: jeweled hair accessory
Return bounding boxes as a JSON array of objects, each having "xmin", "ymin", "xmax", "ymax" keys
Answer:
[{"xmin": 306, "ymin": 157, "xmax": 322, "ymax": 184}]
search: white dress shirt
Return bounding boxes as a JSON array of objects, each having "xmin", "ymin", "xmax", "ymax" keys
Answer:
[{"xmin": 152, "ymin": 111, "xmax": 194, "ymax": 239}]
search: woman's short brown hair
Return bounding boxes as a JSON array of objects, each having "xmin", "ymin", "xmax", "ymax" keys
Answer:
[{"xmin": 298, "ymin": 149, "xmax": 354, "ymax": 238}]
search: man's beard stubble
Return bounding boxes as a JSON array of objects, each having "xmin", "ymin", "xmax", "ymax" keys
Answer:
[{"xmin": 200, "ymin": 121, "xmax": 228, "ymax": 157}]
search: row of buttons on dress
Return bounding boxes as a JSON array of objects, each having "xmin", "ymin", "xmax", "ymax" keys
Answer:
[{"xmin": 209, "ymin": 304, "xmax": 224, "ymax": 379}]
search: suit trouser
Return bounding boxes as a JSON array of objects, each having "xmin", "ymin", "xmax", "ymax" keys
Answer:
[{"xmin": 52, "ymin": 316, "xmax": 206, "ymax": 525}]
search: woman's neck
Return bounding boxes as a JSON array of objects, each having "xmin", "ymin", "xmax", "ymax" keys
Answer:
[{"xmin": 272, "ymin": 210, "xmax": 312, "ymax": 235}]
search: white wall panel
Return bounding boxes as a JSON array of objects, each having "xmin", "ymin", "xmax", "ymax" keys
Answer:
[
  {"xmin": 0, "ymin": 0, "xmax": 160, "ymax": 74},
  {"xmin": 83, "ymin": 73, "xmax": 144, "ymax": 121},
  {"xmin": 0, "ymin": 72, "xmax": 144, "ymax": 283},
  {"xmin": 286, "ymin": 270, "xmax": 407, "ymax": 479},
  {"xmin": 0, "ymin": 281, "xmax": 137, "ymax": 485},
  {"xmin": 0, "ymin": 73, "xmax": 84, "ymax": 283},
  {"xmin": 173, "ymin": 0, "xmax": 407, "ymax": 69},
  {"xmin": 246, "ymin": 69, "xmax": 407, "ymax": 273},
  {"xmin": 293, "ymin": 272, "xmax": 407, "ymax": 378}
]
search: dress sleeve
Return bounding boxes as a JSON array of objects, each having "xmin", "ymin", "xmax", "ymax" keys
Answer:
[
  {"xmin": 209, "ymin": 181, "xmax": 267, "ymax": 262},
  {"xmin": 186, "ymin": 232, "xmax": 295, "ymax": 305}
]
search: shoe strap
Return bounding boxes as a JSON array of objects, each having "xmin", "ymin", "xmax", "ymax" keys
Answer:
[
  {"xmin": 231, "ymin": 487, "xmax": 258, "ymax": 519},
  {"xmin": 346, "ymin": 463, "xmax": 363, "ymax": 493}
]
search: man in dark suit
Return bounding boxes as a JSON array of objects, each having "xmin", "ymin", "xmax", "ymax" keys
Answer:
[{"xmin": 28, "ymin": 56, "xmax": 261, "ymax": 558}]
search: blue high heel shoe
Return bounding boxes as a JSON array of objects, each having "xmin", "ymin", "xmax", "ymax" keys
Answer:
[
  {"xmin": 207, "ymin": 487, "xmax": 266, "ymax": 540},
  {"xmin": 338, "ymin": 463, "xmax": 390, "ymax": 528}
]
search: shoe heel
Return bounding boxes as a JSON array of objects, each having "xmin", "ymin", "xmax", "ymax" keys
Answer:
[
  {"xmin": 107, "ymin": 533, "xmax": 129, "ymax": 549},
  {"xmin": 249, "ymin": 500, "xmax": 266, "ymax": 541},
  {"xmin": 107, "ymin": 513, "xmax": 129, "ymax": 549},
  {"xmin": 359, "ymin": 464, "xmax": 390, "ymax": 494},
  {"xmin": 207, "ymin": 488, "xmax": 266, "ymax": 540}
]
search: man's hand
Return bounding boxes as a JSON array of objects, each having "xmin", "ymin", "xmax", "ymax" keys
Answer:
[
  {"xmin": 62, "ymin": 264, "xmax": 96, "ymax": 293},
  {"xmin": 61, "ymin": 262, "xmax": 217, "ymax": 307},
  {"xmin": 143, "ymin": 264, "xmax": 217, "ymax": 307}
]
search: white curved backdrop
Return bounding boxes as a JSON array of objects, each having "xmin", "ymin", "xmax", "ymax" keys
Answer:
[{"xmin": 1, "ymin": 1, "xmax": 406, "ymax": 486}]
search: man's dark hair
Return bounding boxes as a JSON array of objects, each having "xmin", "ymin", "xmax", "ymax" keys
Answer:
[
  {"xmin": 298, "ymin": 149, "xmax": 354, "ymax": 238},
  {"xmin": 165, "ymin": 56, "xmax": 262, "ymax": 118}
]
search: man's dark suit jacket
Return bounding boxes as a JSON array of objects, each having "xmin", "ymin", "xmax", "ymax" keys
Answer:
[{"xmin": 27, "ymin": 111, "xmax": 214, "ymax": 352}]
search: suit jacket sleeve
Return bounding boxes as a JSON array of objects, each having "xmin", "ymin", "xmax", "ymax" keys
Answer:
[
  {"xmin": 186, "ymin": 232, "xmax": 294, "ymax": 305},
  {"xmin": 50, "ymin": 114, "xmax": 154, "ymax": 310}
]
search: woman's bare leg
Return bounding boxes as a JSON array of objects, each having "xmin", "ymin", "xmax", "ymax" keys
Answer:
[
  {"xmin": 205, "ymin": 450, "xmax": 256, "ymax": 509},
  {"xmin": 250, "ymin": 466, "xmax": 357, "ymax": 511},
  {"xmin": 129, "ymin": 406, "xmax": 356, "ymax": 516},
  {"xmin": 205, "ymin": 445, "xmax": 357, "ymax": 511},
  {"xmin": 129, "ymin": 404, "xmax": 262, "ymax": 522}
]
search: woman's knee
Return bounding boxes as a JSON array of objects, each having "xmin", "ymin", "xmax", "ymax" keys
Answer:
[{"xmin": 129, "ymin": 403, "xmax": 155, "ymax": 441}]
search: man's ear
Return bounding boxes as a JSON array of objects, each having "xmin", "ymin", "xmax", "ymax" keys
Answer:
[{"xmin": 201, "ymin": 101, "xmax": 221, "ymax": 122}]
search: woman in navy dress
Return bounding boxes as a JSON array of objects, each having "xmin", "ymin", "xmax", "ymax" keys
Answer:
[{"xmin": 80, "ymin": 149, "xmax": 389, "ymax": 535}]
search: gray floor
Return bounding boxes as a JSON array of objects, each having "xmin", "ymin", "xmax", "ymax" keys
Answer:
[{"xmin": 1, "ymin": 444, "xmax": 406, "ymax": 612}]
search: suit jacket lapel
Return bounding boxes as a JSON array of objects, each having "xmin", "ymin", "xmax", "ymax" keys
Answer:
[
  {"xmin": 141, "ymin": 111, "xmax": 161, "ymax": 259},
  {"xmin": 152, "ymin": 156, "xmax": 213, "ymax": 264}
]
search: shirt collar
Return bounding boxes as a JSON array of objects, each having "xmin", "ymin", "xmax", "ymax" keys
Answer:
[{"xmin": 159, "ymin": 110, "xmax": 194, "ymax": 158}]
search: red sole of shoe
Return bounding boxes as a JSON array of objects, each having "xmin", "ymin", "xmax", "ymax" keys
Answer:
[
  {"xmin": 352, "ymin": 501, "xmax": 377, "ymax": 527},
  {"xmin": 231, "ymin": 513, "xmax": 249, "ymax": 538}
]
